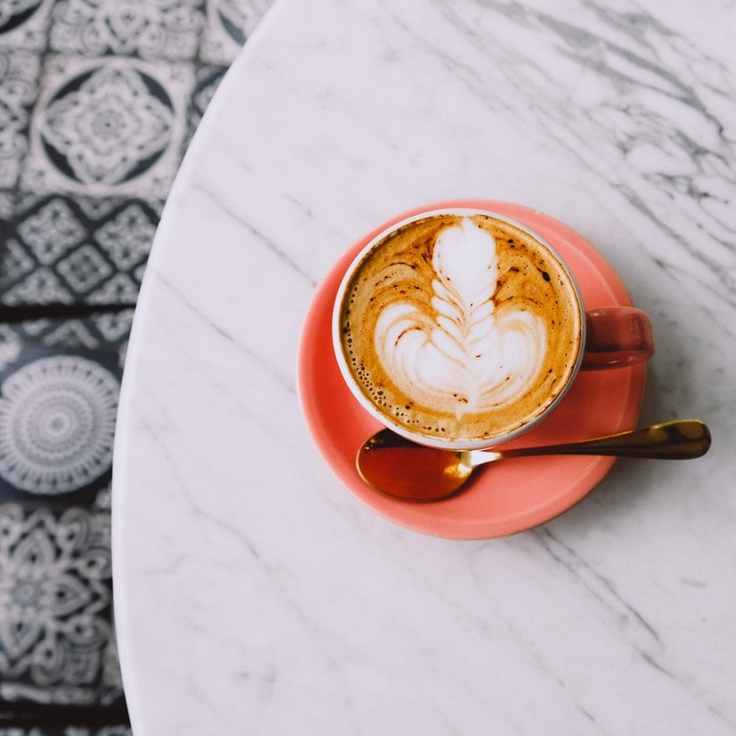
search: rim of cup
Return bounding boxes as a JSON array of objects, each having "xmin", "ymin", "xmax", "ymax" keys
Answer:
[{"xmin": 332, "ymin": 207, "xmax": 587, "ymax": 450}]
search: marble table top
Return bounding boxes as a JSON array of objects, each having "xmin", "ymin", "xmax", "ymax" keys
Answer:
[{"xmin": 112, "ymin": 0, "xmax": 736, "ymax": 733}]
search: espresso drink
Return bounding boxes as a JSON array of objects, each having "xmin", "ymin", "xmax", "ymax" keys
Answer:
[{"xmin": 337, "ymin": 213, "xmax": 582, "ymax": 444}]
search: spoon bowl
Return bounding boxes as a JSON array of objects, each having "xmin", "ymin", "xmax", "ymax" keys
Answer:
[{"xmin": 356, "ymin": 420, "xmax": 711, "ymax": 501}]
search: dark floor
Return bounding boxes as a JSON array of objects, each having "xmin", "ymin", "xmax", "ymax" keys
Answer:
[{"xmin": 0, "ymin": 1, "xmax": 272, "ymax": 732}]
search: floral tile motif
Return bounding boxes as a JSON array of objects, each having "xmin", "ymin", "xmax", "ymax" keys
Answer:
[
  {"xmin": 21, "ymin": 55, "xmax": 194, "ymax": 199},
  {"xmin": 0, "ymin": 355, "xmax": 120, "ymax": 502},
  {"xmin": 0, "ymin": 504, "xmax": 123, "ymax": 707},
  {"xmin": 0, "ymin": 311, "xmax": 130, "ymax": 506},
  {"xmin": 200, "ymin": 0, "xmax": 273, "ymax": 65},
  {"xmin": 0, "ymin": 50, "xmax": 42, "ymax": 189},
  {"xmin": 49, "ymin": 0, "xmax": 205, "ymax": 61},
  {"xmin": 0, "ymin": 0, "xmax": 54, "ymax": 51},
  {"xmin": 1, "ymin": 193, "xmax": 162, "ymax": 305}
]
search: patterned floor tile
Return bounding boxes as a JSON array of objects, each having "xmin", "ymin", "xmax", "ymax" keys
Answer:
[
  {"xmin": 0, "ymin": 50, "xmax": 42, "ymax": 189},
  {"xmin": 50, "ymin": 0, "xmax": 205, "ymax": 61},
  {"xmin": 0, "ymin": 0, "xmax": 54, "ymax": 52},
  {"xmin": 0, "ymin": 354, "xmax": 120, "ymax": 503},
  {"xmin": 0, "ymin": 311, "xmax": 132, "ymax": 505},
  {"xmin": 21, "ymin": 55, "xmax": 194, "ymax": 199},
  {"xmin": 200, "ymin": 0, "xmax": 273, "ymax": 65},
  {"xmin": 1, "ymin": 193, "xmax": 162, "ymax": 305},
  {"xmin": 0, "ymin": 504, "xmax": 123, "ymax": 707}
]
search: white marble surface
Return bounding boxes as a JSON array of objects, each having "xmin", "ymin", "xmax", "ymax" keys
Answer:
[{"xmin": 112, "ymin": 0, "xmax": 736, "ymax": 733}]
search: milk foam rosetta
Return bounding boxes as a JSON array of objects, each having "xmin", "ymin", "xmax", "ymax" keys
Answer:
[{"xmin": 339, "ymin": 214, "xmax": 582, "ymax": 442}]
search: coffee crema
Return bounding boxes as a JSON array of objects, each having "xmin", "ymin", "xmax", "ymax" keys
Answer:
[{"xmin": 337, "ymin": 213, "xmax": 582, "ymax": 443}]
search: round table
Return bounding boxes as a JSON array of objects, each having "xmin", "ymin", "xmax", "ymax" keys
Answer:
[{"xmin": 112, "ymin": 1, "xmax": 736, "ymax": 733}]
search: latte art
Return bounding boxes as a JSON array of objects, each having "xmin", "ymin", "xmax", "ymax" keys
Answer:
[
  {"xmin": 374, "ymin": 220, "xmax": 548, "ymax": 419},
  {"xmin": 338, "ymin": 212, "xmax": 582, "ymax": 444}
]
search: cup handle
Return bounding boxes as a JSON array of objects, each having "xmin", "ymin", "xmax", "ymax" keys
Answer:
[{"xmin": 581, "ymin": 307, "xmax": 655, "ymax": 370}]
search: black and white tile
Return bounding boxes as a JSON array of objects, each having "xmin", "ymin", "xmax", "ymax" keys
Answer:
[
  {"xmin": 49, "ymin": 0, "xmax": 205, "ymax": 61},
  {"xmin": 0, "ymin": 311, "xmax": 130, "ymax": 505},
  {"xmin": 0, "ymin": 317, "xmax": 127, "ymax": 699},
  {"xmin": 22, "ymin": 55, "xmax": 194, "ymax": 199},
  {"xmin": 2, "ymin": 194, "xmax": 161, "ymax": 305},
  {"xmin": 0, "ymin": 355, "xmax": 119, "ymax": 503},
  {"xmin": 0, "ymin": 0, "xmax": 54, "ymax": 52},
  {"xmin": 0, "ymin": 504, "xmax": 122, "ymax": 707},
  {"xmin": 0, "ymin": 50, "xmax": 41, "ymax": 190},
  {"xmin": 200, "ymin": 0, "xmax": 271, "ymax": 64},
  {"xmin": 188, "ymin": 62, "xmax": 228, "ymax": 136}
]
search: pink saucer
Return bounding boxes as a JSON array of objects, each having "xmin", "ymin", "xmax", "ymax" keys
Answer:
[{"xmin": 298, "ymin": 200, "xmax": 646, "ymax": 539}]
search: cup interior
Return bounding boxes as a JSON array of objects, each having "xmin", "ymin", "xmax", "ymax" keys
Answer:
[{"xmin": 331, "ymin": 207, "xmax": 586, "ymax": 450}]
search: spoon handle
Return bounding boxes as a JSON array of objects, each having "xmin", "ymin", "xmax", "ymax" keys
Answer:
[{"xmin": 496, "ymin": 420, "xmax": 710, "ymax": 461}]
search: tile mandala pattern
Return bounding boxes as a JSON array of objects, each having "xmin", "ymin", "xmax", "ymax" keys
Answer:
[
  {"xmin": 0, "ymin": 313, "xmax": 129, "ymax": 504},
  {"xmin": 0, "ymin": 504, "xmax": 123, "ymax": 706},
  {"xmin": 1, "ymin": 195, "xmax": 162, "ymax": 305},
  {"xmin": 22, "ymin": 55, "xmax": 194, "ymax": 199},
  {"xmin": 0, "ymin": 357, "xmax": 119, "ymax": 496},
  {"xmin": 50, "ymin": 0, "xmax": 204, "ymax": 60}
]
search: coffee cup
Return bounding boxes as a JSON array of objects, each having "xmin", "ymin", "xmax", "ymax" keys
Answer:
[{"xmin": 332, "ymin": 206, "xmax": 654, "ymax": 451}]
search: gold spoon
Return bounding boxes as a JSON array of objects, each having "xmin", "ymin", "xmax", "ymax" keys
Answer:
[{"xmin": 356, "ymin": 420, "xmax": 711, "ymax": 501}]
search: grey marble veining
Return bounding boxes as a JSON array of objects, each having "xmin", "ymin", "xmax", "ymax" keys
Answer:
[{"xmin": 113, "ymin": 0, "xmax": 736, "ymax": 734}]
